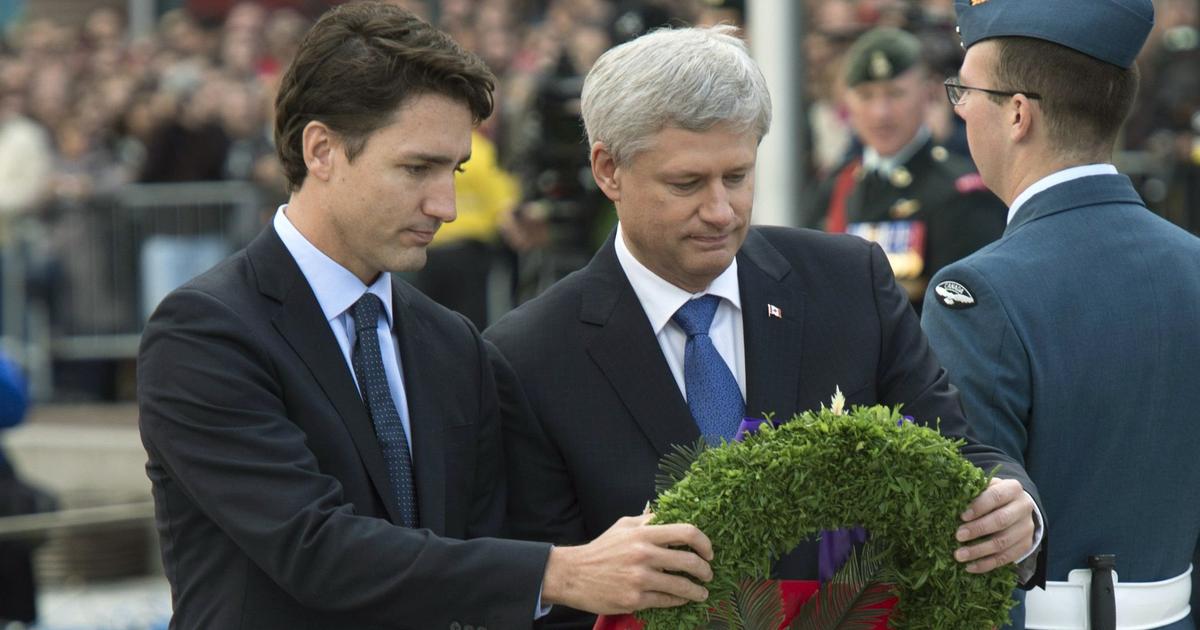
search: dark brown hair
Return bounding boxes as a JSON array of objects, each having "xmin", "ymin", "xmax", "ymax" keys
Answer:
[
  {"xmin": 990, "ymin": 37, "xmax": 1138, "ymax": 156},
  {"xmin": 274, "ymin": 1, "xmax": 495, "ymax": 190}
]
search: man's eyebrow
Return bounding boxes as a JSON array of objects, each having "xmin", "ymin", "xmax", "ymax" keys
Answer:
[
  {"xmin": 662, "ymin": 162, "xmax": 755, "ymax": 178},
  {"xmin": 402, "ymin": 152, "xmax": 472, "ymax": 165}
]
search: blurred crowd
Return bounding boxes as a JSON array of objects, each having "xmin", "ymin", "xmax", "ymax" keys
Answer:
[
  {"xmin": 1125, "ymin": 0, "xmax": 1200, "ymax": 231},
  {"xmin": 0, "ymin": 3, "xmax": 302, "ymax": 210},
  {"xmin": 0, "ymin": 0, "xmax": 742, "ymax": 344},
  {"xmin": 0, "ymin": 0, "xmax": 1196, "ymax": 398},
  {"xmin": 0, "ymin": 2, "xmax": 308, "ymax": 355}
]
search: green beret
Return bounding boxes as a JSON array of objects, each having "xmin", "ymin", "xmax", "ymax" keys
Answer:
[{"xmin": 843, "ymin": 27, "xmax": 922, "ymax": 87}]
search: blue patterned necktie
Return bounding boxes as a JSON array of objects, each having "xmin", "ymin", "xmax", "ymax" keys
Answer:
[
  {"xmin": 350, "ymin": 293, "xmax": 418, "ymax": 528},
  {"xmin": 673, "ymin": 295, "xmax": 745, "ymax": 444}
]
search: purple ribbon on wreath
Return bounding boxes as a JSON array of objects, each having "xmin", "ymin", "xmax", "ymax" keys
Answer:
[{"xmin": 734, "ymin": 414, "xmax": 913, "ymax": 582}]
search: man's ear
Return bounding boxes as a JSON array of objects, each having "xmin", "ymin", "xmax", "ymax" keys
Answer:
[
  {"xmin": 1009, "ymin": 94, "xmax": 1036, "ymax": 144},
  {"xmin": 302, "ymin": 120, "xmax": 337, "ymax": 182},
  {"xmin": 590, "ymin": 142, "xmax": 621, "ymax": 203}
]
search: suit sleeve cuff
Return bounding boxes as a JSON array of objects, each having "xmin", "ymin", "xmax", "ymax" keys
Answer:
[
  {"xmin": 1014, "ymin": 490, "xmax": 1044, "ymax": 583},
  {"xmin": 535, "ymin": 583, "xmax": 552, "ymax": 619}
]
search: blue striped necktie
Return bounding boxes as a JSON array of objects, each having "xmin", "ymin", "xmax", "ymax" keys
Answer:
[
  {"xmin": 672, "ymin": 295, "xmax": 745, "ymax": 444},
  {"xmin": 350, "ymin": 293, "xmax": 418, "ymax": 528}
]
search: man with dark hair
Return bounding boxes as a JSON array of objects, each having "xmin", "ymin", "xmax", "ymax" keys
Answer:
[
  {"xmin": 137, "ymin": 4, "xmax": 713, "ymax": 629},
  {"xmin": 923, "ymin": 1, "xmax": 1200, "ymax": 627},
  {"xmin": 805, "ymin": 27, "xmax": 1006, "ymax": 309}
]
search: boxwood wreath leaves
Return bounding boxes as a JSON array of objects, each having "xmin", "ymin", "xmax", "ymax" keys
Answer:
[{"xmin": 637, "ymin": 402, "xmax": 1018, "ymax": 629}]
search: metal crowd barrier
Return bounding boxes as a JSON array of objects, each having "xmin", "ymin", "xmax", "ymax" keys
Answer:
[
  {"xmin": 0, "ymin": 181, "xmax": 266, "ymax": 399},
  {"xmin": 0, "ymin": 502, "xmax": 156, "ymax": 541},
  {"xmin": 0, "ymin": 501, "xmax": 160, "ymax": 594}
]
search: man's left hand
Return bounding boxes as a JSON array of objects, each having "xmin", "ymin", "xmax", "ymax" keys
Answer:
[{"xmin": 953, "ymin": 477, "xmax": 1036, "ymax": 574}]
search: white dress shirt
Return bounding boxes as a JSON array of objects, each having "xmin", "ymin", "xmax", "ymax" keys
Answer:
[
  {"xmin": 273, "ymin": 206, "xmax": 414, "ymax": 452},
  {"xmin": 277, "ymin": 206, "xmax": 552, "ymax": 617},
  {"xmin": 1006, "ymin": 164, "xmax": 1119, "ymax": 224},
  {"xmin": 614, "ymin": 224, "xmax": 746, "ymax": 401}
]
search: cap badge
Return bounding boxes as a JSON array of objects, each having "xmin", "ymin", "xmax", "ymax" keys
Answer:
[
  {"xmin": 935, "ymin": 280, "xmax": 976, "ymax": 309},
  {"xmin": 869, "ymin": 51, "xmax": 892, "ymax": 80},
  {"xmin": 970, "ymin": 0, "xmax": 988, "ymax": 5}
]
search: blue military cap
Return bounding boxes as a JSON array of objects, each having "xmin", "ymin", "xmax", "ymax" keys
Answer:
[{"xmin": 954, "ymin": 0, "xmax": 1153, "ymax": 68}]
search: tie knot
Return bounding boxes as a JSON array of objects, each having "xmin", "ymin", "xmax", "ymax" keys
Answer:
[
  {"xmin": 351, "ymin": 293, "xmax": 383, "ymax": 333},
  {"xmin": 672, "ymin": 295, "xmax": 721, "ymax": 338}
]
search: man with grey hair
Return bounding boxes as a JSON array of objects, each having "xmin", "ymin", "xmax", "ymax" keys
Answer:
[{"xmin": 486, "ymin": 24, "xmax": 1046, "ymax": 628}]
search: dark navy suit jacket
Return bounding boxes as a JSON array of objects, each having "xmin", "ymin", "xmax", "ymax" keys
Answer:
[
  {"xmin": 487, "ymin": 227, "xmax": 1045, "ymax": 628},
  {"xmin": 138, "ymin": 226, "xmax": 550, "ymax": 630}
]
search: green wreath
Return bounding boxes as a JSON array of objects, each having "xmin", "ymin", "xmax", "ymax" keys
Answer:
[{"xmin": 638, "ymin": 398, "xmax": 1018, "ymax": 629}]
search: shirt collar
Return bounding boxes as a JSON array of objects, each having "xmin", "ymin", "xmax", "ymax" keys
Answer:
[
  {"xmin": 273, "ymin": 205, "xmax": 394, "ymax": 326},
  {"xmin": 1006, "ymin": 164, "xmax": 1119, "ymax": 224},
  {"xmin": 862, "ymin": 126, "xmax": 931, "ymax": 175},
  {"xmin": 614, "ymin": 223, "xmax": 741, "ymax": 335}
]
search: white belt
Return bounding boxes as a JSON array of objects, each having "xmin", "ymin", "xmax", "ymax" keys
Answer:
[{"xmin": 1026, "ymin": 564, "xmax": 1192, "ymax": 629}]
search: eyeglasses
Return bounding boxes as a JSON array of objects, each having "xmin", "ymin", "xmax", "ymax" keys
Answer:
[{"xmin": 943, "ymin": 77, "xmax": 1042, "ymax": 106}]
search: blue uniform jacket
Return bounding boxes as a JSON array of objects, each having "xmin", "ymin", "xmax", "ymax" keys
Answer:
[{"xmin": 922, "ymin": 173, "xmax": 1200, "ymax": 628}]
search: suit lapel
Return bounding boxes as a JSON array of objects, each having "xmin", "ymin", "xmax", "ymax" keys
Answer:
[
  {"xmin": 738, "ymin": 231, "xmax": 805, "ymax": 422},
  {"xmin": 583, "ymin": 237, "xmax": 701, "ymax": 456},
  {"xmin": 390, "ymin": 282, "xmax": 446, "ymax": 535},
  {"xmin": 250, "ymin": 228, "xmax": 405, "ymax": 524}
]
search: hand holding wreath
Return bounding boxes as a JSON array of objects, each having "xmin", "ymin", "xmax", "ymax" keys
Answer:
[{"xmin": 955, "ymin": 477, "xmax": 1037, "ymax": 574}]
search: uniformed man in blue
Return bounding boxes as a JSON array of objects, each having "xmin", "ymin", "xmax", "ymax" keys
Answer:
[{"xmin": 922, "ymin": 1, "xmax": 1200, "ymax": 628}]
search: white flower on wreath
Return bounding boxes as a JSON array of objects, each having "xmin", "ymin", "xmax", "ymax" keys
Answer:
[{"xmin": 830, "ymin": 386, "xmax": 846, "ymax": 416}]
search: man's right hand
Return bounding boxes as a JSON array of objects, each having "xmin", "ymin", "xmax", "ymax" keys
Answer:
[{"xmin": 540, "ymin": 513, "xmax": 713, "ymax": 614}]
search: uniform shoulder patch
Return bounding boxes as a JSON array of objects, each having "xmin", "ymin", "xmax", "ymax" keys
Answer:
[
  {"xmin": 955, "ymin": 173, "xmax": 987, "ymax": 194},
  {"xmin": 934, "ymin": 280, "xmax": 976, "ymax": 309}
]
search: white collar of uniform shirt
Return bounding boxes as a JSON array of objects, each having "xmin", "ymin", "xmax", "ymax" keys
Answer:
[{"xmin": 1005, "ymin": 163, "xmax": 1118, "ymax": 224}]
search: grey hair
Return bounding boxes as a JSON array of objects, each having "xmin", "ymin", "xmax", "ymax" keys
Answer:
[{"xmin": 580, "ymin": 24, "xmax": 772, "ymax": 166}]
